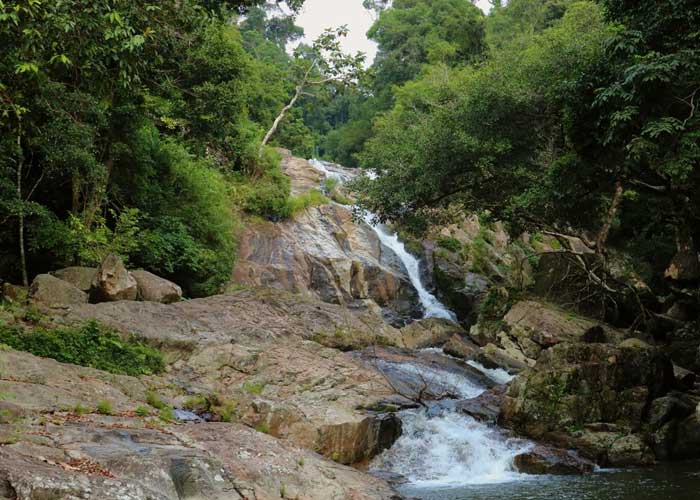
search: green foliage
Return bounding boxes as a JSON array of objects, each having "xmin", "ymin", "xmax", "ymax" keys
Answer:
[
  {"xmin": 0, "ymin": 321, "xmax": 164, "ymax": 376},
  {"xmin": 284, "ymin": 189, "xmax": 328, "ymax": 216},
  {"xmin": 67, "ymin": 208, "xmax": 141, "ymax": 266},
  {"xmin": 135, "ymin": 405, "xmax": 151, "ymax": 417},
  {"xmin": 146, "ymin": 391, "xmax": 168, "ymax": 410},
  {"xmin": 73, "ymin": 403, "xmax": 89, "ymax": 416},
  {"xmin": 96, "ymin": 400, "xmax": 113, "ymax": 416},
  {"xmin": 158, "ymin": 406, "xmax": 175, "ymax": 422},
  {"xmin": 436, "ymin": 236, "xmax": 462, "ymax": 253}
]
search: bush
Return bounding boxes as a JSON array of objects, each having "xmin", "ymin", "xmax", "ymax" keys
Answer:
[
  {"xmin": 437, "ymin": 236, "xmax": 463, "ymax": 253},
  {"xmin": 0, "ymin": 321, "xmax": 164, "ymax": 376}
]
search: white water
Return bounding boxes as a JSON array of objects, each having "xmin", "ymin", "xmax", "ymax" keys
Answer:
[
  {"xmin": 467, "ymin": 360, "xmax": 516, "ymax": 385},
  {"xmin": 309, "ymin": 158, "xmax": 527, "ymax": 490},
  {"xmin": 375, "ymin": 358, "xmax": 486, "ymax": 400},
  {"xmin": 309, "ymin": 159, "xmax": 456, "ymax": 321},
  {"xmin": 372, "ymin": 409, "xmax": 531, "ymax": 487}
]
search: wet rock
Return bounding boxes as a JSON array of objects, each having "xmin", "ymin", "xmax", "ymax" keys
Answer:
[
  {"xmin": 672, "ymin": 409, "xmax": 700, "ymax": 460},
  {"xmin": 132, "ymin": 270, "xmax": 182, "ymax": 304},
  {"xmin": 513, "ymin": 445, "xmax": 595, "ymax": 475},
  {"xmin": 52, "ymin": 266, "xmax": 97, "ymax": 292},
  {"xmin": 28, "ymin": 274, "xmax": 88, "ymax": 306},
  {"xmin": 477, "ymin": 343, "xmax": 532, "ymax": 374},
  {"xmin": 457, "ymin": 387, "xmax": 504, "ymax": 424},
  {"xmin": 90, "ymin": 254, "xmax": 137, "ymax": 302},
  {"xmin": 400, "ymin": 318, "xmax": 464, "ymax": 349},
  {"xmin": 608, "ymin": 434, "xmax": 655, "ymax": 466},
  {"xmin": 443, "ymin": 334, "xmax": 480, "ymax": 360}
]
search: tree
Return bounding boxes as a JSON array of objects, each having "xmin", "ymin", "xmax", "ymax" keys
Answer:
[{"xmin": 260, "ymin": 26, "xmax": 365, "ymax": 149}]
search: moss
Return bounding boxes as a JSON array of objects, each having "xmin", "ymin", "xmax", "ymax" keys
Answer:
[
  {"xmin": 256, "ymin": 422, "xmax": 270, "ymax": 434},
  {"xmin": 183, "ymin": 394, "xmax": 209, "ymax": 412},
  {"xmin": 0, "ymin": 321, "xmax": 164, "ymax": 376},
  {"xmin": 243, "ymin": 380, "xmax": 266, "ymax": 395}
]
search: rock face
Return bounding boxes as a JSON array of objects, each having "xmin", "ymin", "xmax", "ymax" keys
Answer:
[
  {"xmin": 63, "ymin": 287, "xmax": 404, "ymax": 465},
  {"xmin": 28, "ymin": 273, "xmax": 88, "ymax": 306},
  {"xmin": 232, "ymin": 155, "xmax": 419, "ymax": 322},
  {"xmin": 502, "ymin": 341, "xmax": 674, "ymax": 465},
  {"xmin": 90, "ymin": 254, "xmax": 138, "ymax": 302},
  {"xmin": 132, "ymin": 269, "xmax": 182, "ymax": 304},
  {"xmin": 52, "ymin": 266, "xmax": 97, "ymax": 292},
  {"xmin": 0, "ymin": 348, "xmax": 397, "ymax": 499}
]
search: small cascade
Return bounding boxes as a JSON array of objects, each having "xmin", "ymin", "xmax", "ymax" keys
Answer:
[
  {"xmin": 371, "ymin": 409, "xmax": 530, "ymax": 487},
  {"xmin": 308, "ymin": 158, "xmax": 529, "ymax": 493}
]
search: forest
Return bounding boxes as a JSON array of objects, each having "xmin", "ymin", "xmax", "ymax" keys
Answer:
[{"xmin": 2, "ymin": 0, "xmax": 699, "ymax": 311}]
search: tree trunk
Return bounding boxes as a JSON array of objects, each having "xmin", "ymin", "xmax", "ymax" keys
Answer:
[
  {"xmin": 261, "ymin": 85, "xmax": 303, "ymax": 148},
  {"xmin": 596, "ymin": 180, "xmax": 624, "ymax": 255},
  {"xmin": 16, "ymin": 131, "xmax": 28, "ymax": 287}
]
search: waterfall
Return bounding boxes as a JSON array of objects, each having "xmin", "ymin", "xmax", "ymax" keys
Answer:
[
  {"xmin": 308, "ymin": 158, "xmax": 529, "ymax": 492},
  {"xmin": 309, "ymin": 159, "xmax": 456, "ymax": 321}
]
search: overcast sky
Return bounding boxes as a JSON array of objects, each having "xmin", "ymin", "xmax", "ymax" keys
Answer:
[{"xmin": 294, "ymin": 0, "xmax": 493, "ymax": 65}]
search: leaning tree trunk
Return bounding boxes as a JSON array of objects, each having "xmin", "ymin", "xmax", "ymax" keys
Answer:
[
  {"xmin": 596, "ymin": 180, "xmax": 624, "ymax": 255},
  {"xmin": 261, "ymin": 85, "xmax": 303, "ymax": 148}
]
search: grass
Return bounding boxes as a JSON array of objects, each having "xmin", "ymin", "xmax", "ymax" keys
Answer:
[
  {"xmin": 256, "ymin": 422, "xmax": 270, "ymax": 434},
  {"xmin": 0, "ymin": 321, "xmax": 164, "ymax": 376},
  {"xmin": 135, "ymin": 405, "xmax": 150, "ymax": 417},
  {"xmin": 283, "ymin": 189, "xmax": 328, "ymax": 217},
  {"xmin": 146, "ymin": 390, "xmax": 168, "ymax": 409},
  {"xmin": 158, "ymin": 406, "xmax": 175, "ymax": 422},
  {"xmin": 73, "ymin": 403, "xmax": 90, "ymax": 415},
  {"xmin": 96, "ymin": 400, "xmax": 113, "ymax": 415}
]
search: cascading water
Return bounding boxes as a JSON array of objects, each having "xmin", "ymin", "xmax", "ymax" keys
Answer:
[
  {"xmin": 308, "ymin": 158, "xmax": 529, "ymax": 494},
  {"xmin": 309, "ymin": 159, "xmax": 455, "ymax": 321}
]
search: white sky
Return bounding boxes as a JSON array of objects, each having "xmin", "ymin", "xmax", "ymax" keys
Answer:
[{"xmin": 294, "ymin": 0, "xmax": 493, "ymax": 65}]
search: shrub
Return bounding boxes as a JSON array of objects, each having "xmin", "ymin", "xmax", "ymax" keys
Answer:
[
  {"xmin": 437, "ymin": 236, "xmax": 462, "ymax": 253},
  {"xmin": 146, "ymin": 391, "xmax": 168, "ymax": 410},
  {"xmin": 283, "ymin": 189, "xmax": 328, "ymax": 217},
  {"xmin": 0, "ymin": 321, "xmax": 164, "ymax": 376}
]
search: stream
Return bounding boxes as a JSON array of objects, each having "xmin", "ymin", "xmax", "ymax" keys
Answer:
[{"xmin": 308, "ymin": 159, "xmax": 700, "ymax": 499}]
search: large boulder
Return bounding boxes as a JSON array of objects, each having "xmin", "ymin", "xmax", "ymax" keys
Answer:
[
  {"xmin": 400, "ymin": 318, "xmax": 464, "ymax": 349},
  {"xmin": 502, "ymin": 301, "xmax": 624, "ymax": 361},
  {"xmin": 28, "ymin": 274, "xmax": 88, "ymax": 306},
  {"xmin": 132, "ymin": 270, "xmax": 182, "ymax": 304},
  {"xmin": 52, "ymin": 266, "xmax": 97, "ymax": 292},
  {"xmin": 513, "ymin": 445, "xmax": 595, "ymax": 475},
  {"xmin": 90, "ymin": 254, "xmax": 137, "ymax": 302},
  {"xmin": 502, "ymin": 341, "xmax": 674, "ymax": 465}
]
